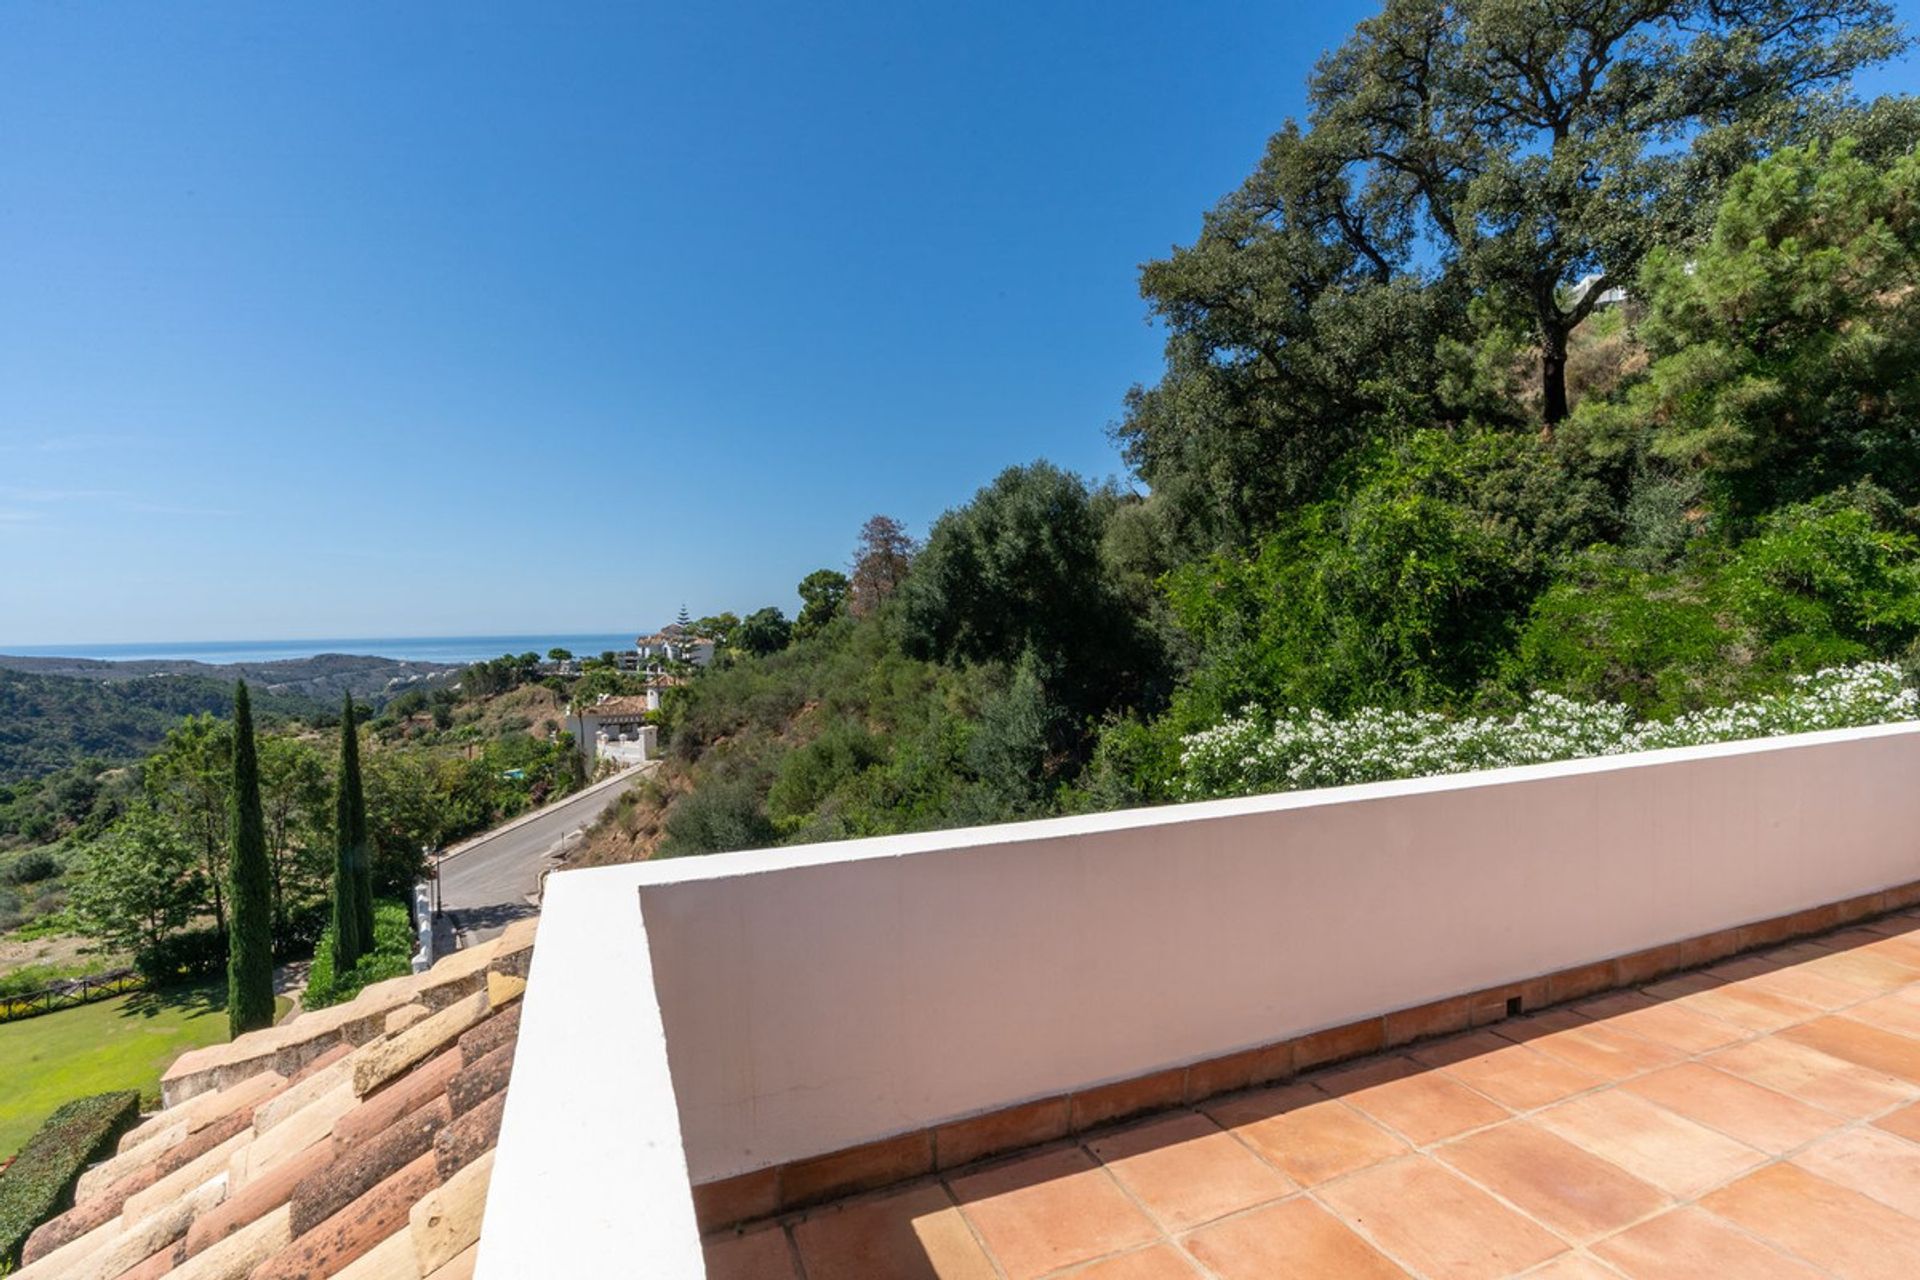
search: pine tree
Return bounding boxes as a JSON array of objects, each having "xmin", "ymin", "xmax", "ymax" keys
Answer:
[
  {"xmin": 332, "ymin": 694, "xmax": 375, "ymax": 970},
  {"xmin": 675, "ymin": 602, "xmax": 692, "ymax": 629},
  {"xmin": 226, "ymin": 681, "xmax": 275, "ymax": 1035}
]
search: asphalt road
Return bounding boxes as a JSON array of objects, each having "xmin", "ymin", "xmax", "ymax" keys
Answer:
[{"xmin": 434, "ymin": 764, "xmax": 651, "ymax": 947}]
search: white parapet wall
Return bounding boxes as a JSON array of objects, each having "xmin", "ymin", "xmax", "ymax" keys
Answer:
[
  {"xmin": 478, "ymin": 865, "xmax": 704, "ymax": 1280},
  {"xmin": 480, "ymin": 720, "xmax": 1920, "ymax": 1274},
  {"xmin": 410, "ymin": 880, "xmax": 434, "ymax": 973}
]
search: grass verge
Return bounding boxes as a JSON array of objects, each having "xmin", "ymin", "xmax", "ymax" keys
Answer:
[{"xmin": 0, "ymin": 982, "xmax": 284, "ymax": 1162}]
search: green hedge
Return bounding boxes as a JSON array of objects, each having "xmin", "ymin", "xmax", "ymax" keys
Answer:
[
  {"xmin": 131, "ymin": 925, "xmax": 227, "ymax": 986},
  {"xmin": 303, "ymin": 899, "xmax": 414, "ymax": 1011},
  {"xmin": 0, "ymin": 1090, "xmax": 140, "ymax": 1267}
]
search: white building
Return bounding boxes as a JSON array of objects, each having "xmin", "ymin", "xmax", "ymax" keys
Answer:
[
  {"xmin": 635, "ymin": 622, "xmax": 716, "ymax": 668},
  {"xmin": 1570, "ymin": 271, "xmax": 1627, "ymax": 308},
  {"xmin": 564, "ymin": 694, "xmax": 657, "ymax": 767}
]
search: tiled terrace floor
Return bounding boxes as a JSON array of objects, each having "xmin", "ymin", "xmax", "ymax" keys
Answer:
[{"xmin": 704, "ymin": 909, "xmax": 1920, "ymax": 1279}]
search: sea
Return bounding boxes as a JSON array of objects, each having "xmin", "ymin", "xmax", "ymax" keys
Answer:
[{"xmin": 0, "ymin": 634, "xmax": 647, "ymax": 667}]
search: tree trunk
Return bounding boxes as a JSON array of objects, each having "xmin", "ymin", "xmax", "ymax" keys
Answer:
[
  {"xmin": 205, "ymin": 839, "xmax": 226, "ymax": 935},
  {"xmin": 1540, "ymin": 325, "xmax": 1570, "ymax": 430}
]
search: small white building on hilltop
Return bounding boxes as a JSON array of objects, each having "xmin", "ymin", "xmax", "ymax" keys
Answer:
[{"xmin": 565, "ymin": 694, "xmax": 657, "ymax": 767}]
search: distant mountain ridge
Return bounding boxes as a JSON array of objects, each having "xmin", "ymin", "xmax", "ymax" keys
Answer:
[{"xmin": 0, "ymin": 654, "xmax": 459, "ymax": 784}]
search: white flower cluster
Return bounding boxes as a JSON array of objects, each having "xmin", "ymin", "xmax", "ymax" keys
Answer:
[{"xmin": 1177, "ymin": 663, "xmax": 1920, "ymax": 800}]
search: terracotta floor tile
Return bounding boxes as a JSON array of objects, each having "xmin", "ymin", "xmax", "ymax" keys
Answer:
[
  {"xmin": 1642, "ymin": 971, "xmax": 1724, "ymax": 1001},
  {"xmin": 1408, "ymin": 1030, "xmax": 1507, "ymax": 1069},
  {"xmin": 1792, "ymin": 1127, "xmax": 1920, "ymax": 1220},
  {"xmin": 1673, "ymin": 983, "xmax": 1822, "ymax": 1034},
  {"xmin": 1702, "ymin": 956, "xmax": 1768, "ymax": 983},
  {"xmin": 1829, "ymin": 927, "xmax": 1896, "ymax": 948},
  {"xmin": 1862, "ymin": 934, "xmax": 1920, "ymax": 968},
  {"xmin": 1574, "ymin": 991, "xmax": 1663, "ymax": 1020},
  {"xmin": 1497, "ymin": 1008, "xmax": 1592, "ymax": 1040},
  {"xmin": 1702, "ymin": 1162, "xmax": 1920, "ymax": 1280},
  {"xmin": 1706, "ymin": 1036, "xmax": 1916, "ymax": 1117},
  {"xmin": 1799, "ymin": 947, "xmax": 1920, "ymax": 992},
  {"xmin": 792, "ymin": 1182, "xmax": 997, "ymax": 1280},
  {"xmin": 1182, "ymin": 1196, "xmax": 1407, "ymax": 1280},
  {"xmin": 1065, "ymin": 1244, "xmax": 1202, "ymax": 1279},
  {"xmin": 1706, "ymin": 953, "xmax": 1783, "ymax": 976},
  {"xmin": 1319, "ymin": 1060, "xmax": 1511, "ymax": 1146},
  {"xmin": 1317, "ymin": 1155, "xmax": 1566, "ymax": 1280},
  {"xmin": 766, "ymin": 917, "xmax": 1920, "ymax": 1280},
  {"xmin": 1415, "ymin": 1036, "xmax": 1608, "ymax": 1111},
  {"xmin": 1588, "ymin": 1001, "xmax": 1748, "ymax": 1055},
  {"xmin": 1591, "ymin": 1205, "xmax": 1826, "ymax": 1279},
  {"xmin": 1522, "ymin": 1257, "xmax": 1629, "ymax": 1280},
  {"xmin": 1315, "ymin": 1054, "xmax": 1422, "ymax": 1091},
  {"xmin": 1506, "ymin": 1020, "xmax": 1687, "ymax": 1082},
  {"xmin": 1086, "ymin": 1112, "xmax": 1295, "ymax": 1232},
  {"xmin": 1840, "ymin": 990, "xmax": 1920, "ymax": 1041},
  {"xmin": 1769, "ymin": 939, "xmax": 1843, "ymax": 963},
  {"xmin": 1727, "ymin": 964, "xmax": 1875, "ymax": 1012},
  {"xmin": 704, "ymin": 1226, "xmax": 800, "ymax": 1280},
  {"xmin": 1874, "ymin": 1099, "xmax": 1920, "ymax": 1142},
  {"xmin": 948, "ymin": 1146, "xmax": 1158, "ymax": 1280},
  {"xmin": 1204, "ymin": 1084, "xmax": 1407, "ymax": 1185},
  {"xmin": 1780, "ymin": 1015, "xmax": 1920, "ymax": 1084},
  {"xmin": 1620, "ymin": 1063, "xmax": 1838, "ymax": 1154},
  {"xmin": 1434, "ymin": 1120, "xmax": 1668, "ymax": 1241},
  {"xmin": 1766, "ymin": 936, "xmax": 1843, "ymax": 955},
  {"xmin": 1533, "ymin": 1090, "xmax": 1765, "ymax": 1198}
]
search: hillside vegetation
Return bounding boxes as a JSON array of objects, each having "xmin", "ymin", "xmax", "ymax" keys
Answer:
[
  {"xmin": 0, "ymin": 654, "xmax": 455, "ymax": 783},
  {"xmin": 0, "ymin": 669, "xmax": 584, "ymax": 984},
  {"xmin": 0, "ymin": 668, "xmax": 321, "ymax": 784},
  {"xmin": 582, "ymin": 0, "xmax": 1920, "ymax": 865}
]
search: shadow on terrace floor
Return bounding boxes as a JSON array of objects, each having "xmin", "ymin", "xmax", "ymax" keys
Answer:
[{"xmin": 704, "ymin": 909, "xmax": 1920, "ymax": 1279}]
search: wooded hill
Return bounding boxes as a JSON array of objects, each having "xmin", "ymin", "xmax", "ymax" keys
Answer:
[
  {"xmin": 0, "ymin": 656, "xmax": 455, "ymax": 783},
  {"xmin": 580, "ymin": 0, "xmax": 1920, "ymax": 864}
]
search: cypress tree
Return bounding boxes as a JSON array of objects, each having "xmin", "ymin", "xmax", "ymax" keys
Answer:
[
  {"xmin": 332, "ymin": 694, "xmax": 375, "ymax": 969},
  {"xmin": 226, "ymin": 681, "xmax": 276, "ymax": 1035}
]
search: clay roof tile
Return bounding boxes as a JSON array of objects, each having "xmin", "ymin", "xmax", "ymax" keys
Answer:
[{"xmin": 51, "ymin": 937, "xmax": 531, "ymax": 1280}]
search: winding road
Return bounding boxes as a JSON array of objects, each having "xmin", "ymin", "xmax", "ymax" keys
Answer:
[{"xmin": 433, "ymin": 763, "xmax": 652, "ymax": 948}]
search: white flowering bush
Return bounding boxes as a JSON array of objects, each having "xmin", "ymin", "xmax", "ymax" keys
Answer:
[{"xmin": 1177, "ymin": 663, "xmax": 1920, "ymax": 800}]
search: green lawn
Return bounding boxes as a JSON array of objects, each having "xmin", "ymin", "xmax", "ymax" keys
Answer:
[{"xmin": 0, "ymin": 984, "xmax": 280, "ymax": 1161}]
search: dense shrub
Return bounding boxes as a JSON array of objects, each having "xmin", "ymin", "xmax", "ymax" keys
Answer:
[
  {"xmin": 1505, "ymin": 488, "xmax": 1920, "ymax": 715},
  {"xmin": 0, "ymin": 1090, "xmax": 140, "ymax": 1267},
  {"xmin": 661, "ymin": 775, "xmax": 778, "ymax": 857},
  {"xmin": 132, "ymin": 925, "xmax": 227, "ymax": 986},
  {"xmin": 302, "ymin": 899, "xmax": 413, "ymax": 1010},
  {"xmin": 0, "ymin": 851, "xmax": 58, "ymax": 885},
  {"xmin": 1178, "ymin": 664, "xmax": 1917, "ymax": 799},
  {"xmin": 1726, "ymin": 490, "xmax": 1920, "ymax": 669},
  {"xmin": 766, "ymin": 724, "xmax": 886, "ymax": 834},
  {"xmin": 273, "ymin": 899, "xmax": 331, "ymax": 962},
  {"xmin": 1165, "ymin": 431, "xmax": 1612, "ymax": 724},
  {"xmin": 1503, "ymin": 553, "xmax": 1737, "ymax": 717}
]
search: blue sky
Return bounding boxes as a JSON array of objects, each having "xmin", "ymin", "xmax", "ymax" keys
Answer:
[{"xmin": 3, "ymin": 3, "xmax": 1916, "ymax": 646}]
